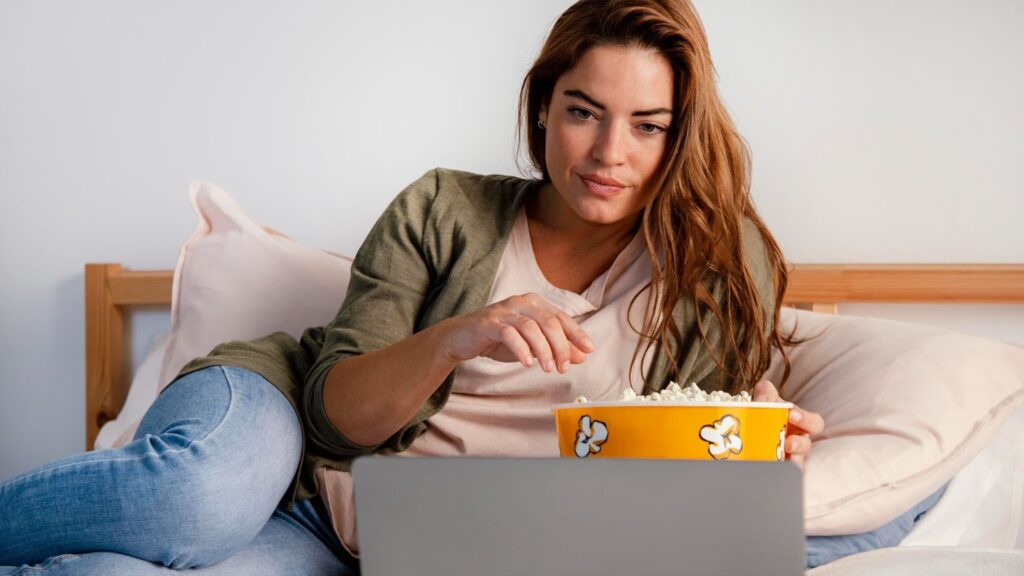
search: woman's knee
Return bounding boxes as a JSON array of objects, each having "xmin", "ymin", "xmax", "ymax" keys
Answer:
[
  {"xmin": 129, "ymin": 451, "xmax": 296, "ymax": 567},
  {"xmin": 127, "ymin": 367, "xmax": 302, "ymax": 567}
]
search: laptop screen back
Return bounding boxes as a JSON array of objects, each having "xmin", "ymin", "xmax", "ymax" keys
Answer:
[{"xmin": 352, "ymin": 457, "xmax": 804, "ymax": 576}]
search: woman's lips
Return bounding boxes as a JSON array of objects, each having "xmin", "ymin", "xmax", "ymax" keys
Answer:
[{"xmin": 578, "ymin": 173, "xmax": 626, "ymax": 197}]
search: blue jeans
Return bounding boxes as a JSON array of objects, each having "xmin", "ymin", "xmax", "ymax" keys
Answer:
[{"xmin": 0, "ymin": 366, "xmax": 358, "ymax": 575}]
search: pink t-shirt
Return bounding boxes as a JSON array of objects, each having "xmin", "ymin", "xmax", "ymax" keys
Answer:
[{"xmin": 317, "ymin": 208, "xmax": 656, "ymax": 555}]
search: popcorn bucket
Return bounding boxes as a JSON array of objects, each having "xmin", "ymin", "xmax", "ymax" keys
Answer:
[{"xmin": 552, "ymin": 402, "xmax": 793, "ymax": 461}]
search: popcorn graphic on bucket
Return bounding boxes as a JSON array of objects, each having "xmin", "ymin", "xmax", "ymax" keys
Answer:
[
  {"xmin": 698, "ymin": 415, "xmax": 743, "ymax": 460},
  {"xmin": 574, "ymin": 415, "xmax": 609, "ymax": 458}
]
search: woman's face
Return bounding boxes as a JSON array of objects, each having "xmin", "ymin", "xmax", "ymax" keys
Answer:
[{"xmin": 540, "ymin": 44, "xmax": 675, "ymax": 228}]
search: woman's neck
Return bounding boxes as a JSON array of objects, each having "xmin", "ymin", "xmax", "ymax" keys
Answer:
[
  {"xmin": 527, "ymin": 182, "xmax": 640, "ymax": 257},
  {"xmin": 523, "ymin": 182, "xmax": 641, "ymax": 294}
]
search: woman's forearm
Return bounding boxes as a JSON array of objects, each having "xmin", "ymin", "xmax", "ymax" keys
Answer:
[
  {"xmin": 320, "ymin": 317, "xmax": 462, "ymax": 447},
  {"xmin": 321, "ymin": 292, "xmax": 593, "ymax": 447}
]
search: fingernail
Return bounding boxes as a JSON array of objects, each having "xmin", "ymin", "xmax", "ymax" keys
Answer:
[
  {"xmin": 789, "ymin": 410, "xmax": 802, "ymax": 422},
  {"xmin": 525, "ymin": 357, "xmax": 534, "ymax": 367},
  {"xmin": 545, "ymin": 360, "xmax": 555, "ymax": 373},
  {"xmin": 560, "ymin": 361, "xmax": 569, "ymax": 373},
  {"xmin": 582, "ymin": 337, "xmax": 595, "ymax": 351}
]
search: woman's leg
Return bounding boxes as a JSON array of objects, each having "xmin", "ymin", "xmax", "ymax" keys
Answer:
[
  {"xmin": 0, "ymin": 497, "xmax": 359, "ymax": 576},
  {"xmin": 0, "ymin": 366, "xmax": 301, "ymax": 569}
]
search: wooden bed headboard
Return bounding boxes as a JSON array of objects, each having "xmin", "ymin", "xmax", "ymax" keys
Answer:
[{"xmin": 84, "ymin": 263, "xmax": 1024, "ymax": 450}]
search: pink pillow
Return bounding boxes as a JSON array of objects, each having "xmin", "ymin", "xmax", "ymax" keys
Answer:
[
  {"xmin": 157, "ymin": 181, "xmax": 352, "ymax": 390},
  {"xmin": 765, "ymin": 309, "xmax": 1024, "ymax": 535}
]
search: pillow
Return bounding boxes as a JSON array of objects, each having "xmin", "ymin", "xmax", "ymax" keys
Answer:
[
  {"xmin": 804, "ymin": 484, "xmax": 947, "ymax": 568},
  {"xmin": 763, "ymin": 309, "xmax": 1024, "ymax": 535},
  {"xmin": 157, "ymin": 181, "xmax": 352, "ymax": 391}
]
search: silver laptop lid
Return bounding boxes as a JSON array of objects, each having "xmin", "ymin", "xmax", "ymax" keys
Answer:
[{"xmin": 352, "ymin": 457, "xmax": 804, "ymax": 576}]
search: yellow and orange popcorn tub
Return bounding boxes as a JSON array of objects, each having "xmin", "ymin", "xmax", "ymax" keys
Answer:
[{"xmin": 553, "ymin": 401, "xmax": 793, "ymax": 462}]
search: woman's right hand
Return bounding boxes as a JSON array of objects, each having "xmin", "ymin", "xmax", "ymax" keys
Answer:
[{"xmin": 441, "ymin": 293, "xmax": 595, "ymax": 374}]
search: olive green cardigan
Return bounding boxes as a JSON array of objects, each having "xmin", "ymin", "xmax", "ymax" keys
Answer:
[{"xmin": 174, "ymin": 168, "xmax": 777, "ymax": 504}]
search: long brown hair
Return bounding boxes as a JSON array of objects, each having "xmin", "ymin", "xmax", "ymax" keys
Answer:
[{"xmin": 518, "ymin": 0, "xmax": 794, "ymax": 392}]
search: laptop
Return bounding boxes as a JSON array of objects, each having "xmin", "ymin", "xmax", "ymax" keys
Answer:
[{"xmin": 352, "ymin": 457, "xmax": 804, "ymax": 576}]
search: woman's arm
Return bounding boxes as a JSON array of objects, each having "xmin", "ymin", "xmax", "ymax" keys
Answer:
[
  {"xmin": 303, "ymin": 170, "xmax": 592, "ymax": 455},
  {"xmin": 321, "ymin": 318, "xmax": 459, "ymax": 447},
  {"xmin": 323, "ymin": 294, "xmax": 593, "ymax": 447}
]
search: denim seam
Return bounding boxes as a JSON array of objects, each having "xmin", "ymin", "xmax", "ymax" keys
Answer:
[{"xmin": 183, "ymin": 365, "xmax": 239, "ymax": 454}]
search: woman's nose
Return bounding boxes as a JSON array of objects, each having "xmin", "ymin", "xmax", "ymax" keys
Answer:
[{"xmin": 591, "ymin": 122, "xmax": 627, "ymax": 166}]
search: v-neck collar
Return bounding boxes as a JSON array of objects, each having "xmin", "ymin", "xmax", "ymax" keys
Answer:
[{"xmin": 510, "ymin": 207, "xmax": 646, "ymax": 317}]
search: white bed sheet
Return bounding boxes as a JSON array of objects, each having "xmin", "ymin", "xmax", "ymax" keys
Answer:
[
  {"xmin": 807, "ymin": 546, "xmax": 1024, "ymax": 576},
  {"xmin": 901, "ymin": 401, "xmax": 1024, "ymax": 549}
]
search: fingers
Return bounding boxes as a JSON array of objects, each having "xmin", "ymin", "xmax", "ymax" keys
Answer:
[
  {"xmin": 450, "ymin": 293, "xmax": 594, "ymax": 371},
  {"xmin": 555, "ymin": 310, "xmax": 595, "ymax": 355},
  {"xmin": 753, "ymin": 379, "xmax": 826, "ymax": 436},
  {"xmin": 788, "ymin": 406, "xmax": 825, "ymax": 436},
  {"xmin": 785, "ymin": 433, "xmax": 811, "ymax": 469},
  {"xmin": 468, "ymin": 294, "xmax": 594, "ymax": 372},
  {"xmin": 749, "ymin": 379, "xmax": 823, "ymax": 469},
  {"xmin": 532, "ymin": 312, "xmax": 570, "ymax": 372},
  {"xmin": 511, "ymin": 315, "xmax": 558, "ymax": 372},
  {"xmin": 752, "ymin": 380, "xmax": 780, "ymax": 403},
  {"xmin": 495, "ymin": 324, "xmax": 536, "ymax": 369},
  {"xmin": 556, "ymin": 311, "xmax": 595, "ymax": 361},
  {"xmin": 568, "ymin": 343, "xmax": 589, "ymax": 365},
  {"xmin": 508, "ymin": 294, "xmax": 593, "ymax": 373},
  {"xmin": 786, "ymin": 433, "xmax": 812, "ymax": 456}
]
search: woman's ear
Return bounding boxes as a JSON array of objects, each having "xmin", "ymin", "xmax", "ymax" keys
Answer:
[{"xmin": 539, "ymin": 105, "xmax": 548, "ymax": 128}]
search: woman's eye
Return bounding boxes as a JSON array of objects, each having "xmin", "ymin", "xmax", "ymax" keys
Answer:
[
  {"xmin": 638, "ymin": 123, "xmax": 666, "ymax": 135},
  {"xmin": 568, "ymin": 107, "xmax": 594, "ymax": 120}
]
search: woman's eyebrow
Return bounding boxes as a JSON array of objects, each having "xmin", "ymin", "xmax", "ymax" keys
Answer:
[{"xmin": 564, "ymin": 89, "xmax": 672, "ymax": 117}]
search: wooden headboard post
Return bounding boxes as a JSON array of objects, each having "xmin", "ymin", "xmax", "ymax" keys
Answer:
[
  {"xmin": 85, "ymin": 264, "xmax": 124, "ymax": 451},
  {"xmin": 84, "ymin": 264, "xmax": 173, "ymax": 450}
]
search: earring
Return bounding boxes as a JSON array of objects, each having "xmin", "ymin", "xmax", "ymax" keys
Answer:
[{"xmin": 537, "ymin": 119, "xmax": 546, "ymax": 130}]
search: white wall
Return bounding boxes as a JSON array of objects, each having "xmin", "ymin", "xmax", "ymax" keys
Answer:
[{"xmin": 1, "ymin": 0, "xmax": 1021, "ymax": 481}]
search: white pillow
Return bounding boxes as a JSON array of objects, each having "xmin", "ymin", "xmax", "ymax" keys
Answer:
[
  {"xmin": 764, "ymin": 309, "xmax": 1024, "ymax": 535},
  {"xmin": 157, "ymin": 181, "xmax": 352, "ymax": 391}
]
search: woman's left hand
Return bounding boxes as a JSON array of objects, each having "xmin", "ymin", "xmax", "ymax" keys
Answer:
[{"xmin": 753, "ymin": 380, "xmax": 825, "ymax": 467}]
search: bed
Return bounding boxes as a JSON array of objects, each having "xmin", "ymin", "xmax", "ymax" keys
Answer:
[
  {"xmin": 82, "ymin": 183, "xmax": 1024, "ymax": 575},
  {"xmin": 83, "ymin": 263, "xmax": 1024, "ymax": 450}
]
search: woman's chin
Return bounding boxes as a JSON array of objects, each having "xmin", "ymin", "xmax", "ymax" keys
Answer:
[
  {"xmin": 569, "ymin": 198, "xmax": 637, "ymax": 226},
  {"xmin": 573, "ymin": 208, "xmax": 634, "ymax": 227}
]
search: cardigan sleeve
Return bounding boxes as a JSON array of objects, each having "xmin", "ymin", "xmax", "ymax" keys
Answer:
[{"xmin": 302, "ymin": 169, "xmax": 454, "ymax": 458}]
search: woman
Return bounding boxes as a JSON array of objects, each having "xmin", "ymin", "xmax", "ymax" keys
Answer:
[{"xmin": 0, "ymin": 0, "xmax": 823, "ymax": 573}]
